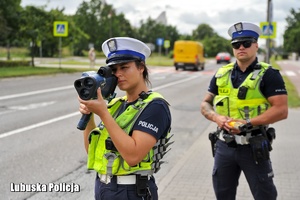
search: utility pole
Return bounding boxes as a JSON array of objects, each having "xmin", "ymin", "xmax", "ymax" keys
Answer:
[{"xmin": 266, "ymin": 0, "xmax": 272, "ymax": 63}]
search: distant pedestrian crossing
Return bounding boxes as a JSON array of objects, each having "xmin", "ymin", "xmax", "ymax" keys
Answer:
[
  {"xmin": 280, "ymin": 70, "xmax": 300, "ymax": 77},
  {"xmin": 149, "ymin": 66, "xmax": 216, "ymax": 76}
]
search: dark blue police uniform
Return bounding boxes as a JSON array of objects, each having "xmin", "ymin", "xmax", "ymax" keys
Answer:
[{"xmin": 208, "ymin": 58, "xmax": 287, "ymax": 200}]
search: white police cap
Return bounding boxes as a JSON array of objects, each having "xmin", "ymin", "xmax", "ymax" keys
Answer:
[
  {"xmin": 102, "ymin": 37, "xmax": 151, "ymax": 66},
  {"xmin": 228, "ymin": 22, "xmax": 262, "ymax": 43}
]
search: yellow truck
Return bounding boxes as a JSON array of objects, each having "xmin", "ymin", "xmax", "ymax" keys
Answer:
[{"xmin": 173, "ymin": 40, "xmax": 205, "ymax": 71}]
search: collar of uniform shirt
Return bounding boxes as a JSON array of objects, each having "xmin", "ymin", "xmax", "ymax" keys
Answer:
[{"xmin": 231, "ymin": 58, "xmax": 258, "ymax": 88}]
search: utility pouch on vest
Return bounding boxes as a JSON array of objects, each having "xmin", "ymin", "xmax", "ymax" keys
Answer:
[
  {"xmin": 237, "ymin": 86, "xmax": 248, "ymax": 99},
  {"xmin": 214, "ymin": 96, "xmax": 229, "ymax": 116},
  {"xmin": 249, "ymin": 135, "xmax": 271, "ymax": 164},
  {"xmin": 87, "ymin": 130, "xmax": 101, "ymax": 169},
  {"xmin": 105, "ymin": 137, "xmax": 118, "ymax": 151}
]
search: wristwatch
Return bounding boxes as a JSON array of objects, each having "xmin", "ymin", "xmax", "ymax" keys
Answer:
[
  {"xmin": 238, "ymin": 119, "xmax": 253, "ymax": 132},
  {"xmin": 246, "ymin": 119, "xmax": 253, "ymax": 128}
]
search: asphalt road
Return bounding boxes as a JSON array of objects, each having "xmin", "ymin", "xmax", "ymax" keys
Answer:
[{"xmin": 0, "ymin": 62, "xmax": 218, "ymax": 200}]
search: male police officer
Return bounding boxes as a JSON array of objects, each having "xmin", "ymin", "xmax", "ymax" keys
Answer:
[{"xmin": 200, "ymin": 22, "xmax": 288, "ymax": 200}]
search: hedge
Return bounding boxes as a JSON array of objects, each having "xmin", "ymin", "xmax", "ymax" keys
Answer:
[{"xmin": 0, "ymin": 60, "xmax": 31, "ymax": 67}]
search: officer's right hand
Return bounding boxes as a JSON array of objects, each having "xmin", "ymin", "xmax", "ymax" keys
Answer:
[
  {"xmin": 213, "ymin": 114, "xmax": 231, "ymax": 130},
  {"xmin": 79, "ymin": 102, "xmax": 91, "ymax": 115},
  {"xmin": 78, "ymin": 88, "xmax": 109, "ymax": 118},
  {"xmin": 224, "ymin": 120, "xmax": 244, "ymax": 134}
]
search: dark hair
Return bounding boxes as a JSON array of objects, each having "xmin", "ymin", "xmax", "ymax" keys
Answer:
[{"xmin": 135, "ymin": 60, "xmax": 151, "ymax": 87}]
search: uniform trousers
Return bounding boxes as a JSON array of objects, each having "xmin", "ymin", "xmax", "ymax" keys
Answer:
[
  {"xmin": 94, "ymin": 173, "xmax": 158, "ymax": 200},
  {"xmin": 212, "ymin": 140, "xmax": 277, "ymax": 200}
]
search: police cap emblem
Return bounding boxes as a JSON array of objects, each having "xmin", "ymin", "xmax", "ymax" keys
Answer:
[
  {"xmin": 234, "ymin": 22, "xmax": 243, "ymax": 33},
  {"xmin": 107, "ymin": 39, "xmax": 117, "ymax": 52}
]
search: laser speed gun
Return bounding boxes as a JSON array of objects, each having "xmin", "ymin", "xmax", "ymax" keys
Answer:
[{"xmin": 74, "ymin": 66, "xmax": 117, "ymax": 130}]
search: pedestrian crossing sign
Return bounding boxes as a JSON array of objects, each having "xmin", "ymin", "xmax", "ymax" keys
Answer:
[
  {"xmin": 260, "ymin": 22, "xmax": 276, "ymax": 39},
  {"xmin": 53, "ymin": 21, "xmax": 68, "ymax": 37}
]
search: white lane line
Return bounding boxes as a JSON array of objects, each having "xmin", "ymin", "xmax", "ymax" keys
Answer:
[
  {"xmin": 0, "ymin": 112, "xmax": 80, "ymax": 139},
  {"xmin": 0, "ymin": 101, "xmax": 56, "ymax": 117},
  {"xmin": 0, "ymin": 85, "xmax": 73, "ymax": 101},
  {"xmin": 0, "ymin": 76, "xmax": 198, "ymax": 139},
  {"xmin": 153, "ymin": 76, "xmax": 199, "ymax": 90},
  {"xmin": 9, "ymin": 101, "xmax": 56, "ymax": 110}
]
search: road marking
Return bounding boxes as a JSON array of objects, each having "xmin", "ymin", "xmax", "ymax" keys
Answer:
[
  {"xmin": 284, "ymin": 71, "xmax": 296, "ymax": 76},
  {"xmin": 0, "ymin": 85, "xmax": 73, "ymax": 101},
  {"xmin": 153, "ymin": 76, "xmax": 199, "ymax": 90},
  {"xmin": 0, "ymin": 112, "xmax": 80, "ymax": 139},
  {"xmin": 0, "ymin": 76, "xmax": 198, "ymax": 139},
  {"xmin": 9, "ymin": 101, "xmax": 56, "ymax": 110}
]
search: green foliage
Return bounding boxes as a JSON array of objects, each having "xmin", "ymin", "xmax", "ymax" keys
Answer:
[
  {"xmin": 0, "ymin": 47, "xmax": 29, "ymax": 57},
  {"xmin": 283, "ymin": 8, "xmax": 300, "ymax": 54},
  {"xmin": 0, "ymin": 0, "xmax": 22, "ymax": 44},
  {"xmin": 0, "ymin": 60, "xmax": 30, "ymax": 67},
  {"xmin": 192, "ymin": 23, "xmax": 216, "ymax": 40},
  {"xmin": 0, "ymin": 66, "xmax": 81, "ymax": 78},
  {"xmin": 136, "ymin": 18, "xmax": 180, "ymax": 52},
  {"xmin": 73, "ymin": 0, "xmax": 134, "ymax": 54},
  {"xmin": 271, "ymin": 57, "xmax": 300, "ymax": 108},
  {"xmin": 201, "ymin": 35, "xmax": 232, "ymax": 57},
  {"xmin": 147, "ymin": 54, "xmax": 173, "ymax": 66}
]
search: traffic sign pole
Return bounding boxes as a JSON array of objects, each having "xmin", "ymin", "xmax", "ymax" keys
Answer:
[
  {"xmin": 59, "ymin": 37, "xmax": 62, "ymax": 68},
  {"xmin": 266, "ymin": 0, "xmax": 272, "ymax": 63}
]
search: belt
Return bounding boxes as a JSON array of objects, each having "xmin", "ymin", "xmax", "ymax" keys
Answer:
[
  {"xmin": 98, "ymin": 174, "xmax": 140, "ymax": 185},
  {"xmin": 218, "ymin": 131, "xmax": 252, "ymax": 145}
]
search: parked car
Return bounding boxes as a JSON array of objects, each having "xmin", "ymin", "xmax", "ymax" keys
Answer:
[{"xmin": 216, "ymin": 52, "xmax": 231, "ymax": 64}]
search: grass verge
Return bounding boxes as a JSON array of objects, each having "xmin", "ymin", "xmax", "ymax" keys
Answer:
[
  {"xmin": 271, "ymin": 58, "xmax": 300, "ymax": 108},
  {"xmin": 0, "ymin": 66, "xmax": 84, "ymax": 78}
]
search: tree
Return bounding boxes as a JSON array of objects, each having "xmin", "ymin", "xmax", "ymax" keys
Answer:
[
  {"xmin": 201, "ymin": 35, "xmax": 232, "ymax": 57},
  {"xmin": 19, "ymin": 6, "xmax": 51, "ymax": 65},
  {"xmin": 19, "ymin": 5, "xmax": 88, "ymax": 65},
  {"xmin": 190, "ymin": 23, "xmax": 232, "ymax": 57},
  {"xmin": 73, "ymin": 0, "xmax": 134, "ymax": 55},
  {"xmin": 283, "ymin": 8, "xmax": 300, "ymax": 55},
  {"xmin": 137, "ymin": 18, "xmax": 180, "ymax": 53},
  {"xmin": 0, "ymin": 0, "xmax": 22, "ymax": 60},
  {"xmin": 192, "ymin": 23, "xmax": 216, "ymax": 40}
]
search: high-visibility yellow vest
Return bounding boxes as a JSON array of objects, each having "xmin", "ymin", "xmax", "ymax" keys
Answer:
[
  {"xmin": 213, "ymin": 62, "xmax": 271, "ymax": 120},
  {"xmin": 87, "ymin": 92, "xmax": 172, "ymax": 176}
]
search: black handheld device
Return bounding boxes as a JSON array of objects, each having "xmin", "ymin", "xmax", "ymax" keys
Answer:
[{"xmin": 74, "ymin": 66, "xmax": 118, "ymax": 130}]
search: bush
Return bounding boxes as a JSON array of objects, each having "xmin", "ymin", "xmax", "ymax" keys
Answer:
[{"xmin": 0, "ymin": 60, "xmax": 31, "ymax": 67}]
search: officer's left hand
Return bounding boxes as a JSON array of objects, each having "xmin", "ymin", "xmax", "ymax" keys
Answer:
[{"xmin": 78, "ymin": 87, "xmax": 108, "ymax": 117}]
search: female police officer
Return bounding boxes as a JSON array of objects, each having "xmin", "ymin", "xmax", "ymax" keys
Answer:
[
  {"xmin": 201, "ymin": 22, "xmax": 288, "ymax": 200},
  {"xmin": 78, "ymin": 37, "xmax": 172, "ymax": 200}
]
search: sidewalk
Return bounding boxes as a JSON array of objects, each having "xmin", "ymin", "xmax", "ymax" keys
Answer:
[
  {"xmin": 157, "ymin": 60, "xmax": 300, "ymax": 200},
  {"xmin": 157, "ymin": 108, "xmax": 300, "ymax": 200}
]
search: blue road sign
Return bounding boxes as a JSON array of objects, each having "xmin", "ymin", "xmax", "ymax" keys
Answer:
[{"xmin": 156, "ymin": 38, "xmax": 164, "ymax": 46}]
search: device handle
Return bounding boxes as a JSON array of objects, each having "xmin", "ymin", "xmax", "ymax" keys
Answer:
[{"xmin": 77, "ymin": 113, "xmax": 92, "ymax": 130}]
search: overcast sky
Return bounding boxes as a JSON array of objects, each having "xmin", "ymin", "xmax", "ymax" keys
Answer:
[{"xmin": 21, "ymin": 0, "xmax": 300, "ymax": 46}]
